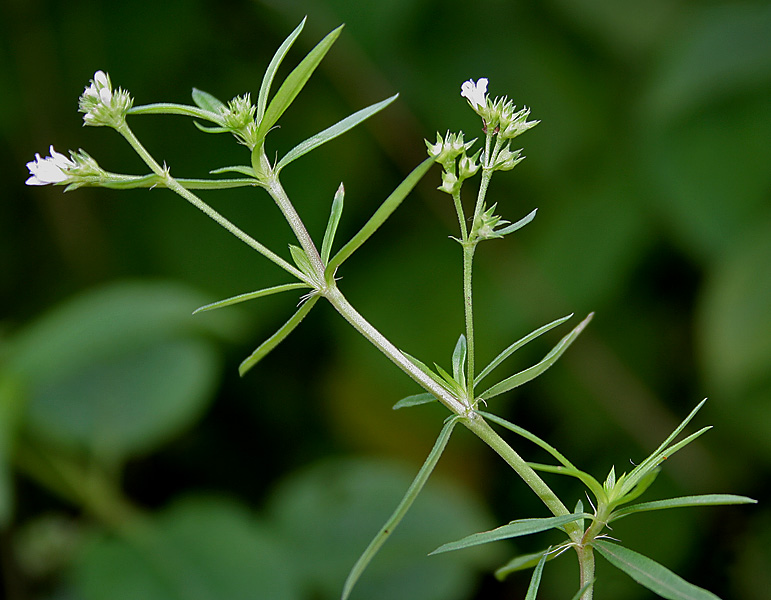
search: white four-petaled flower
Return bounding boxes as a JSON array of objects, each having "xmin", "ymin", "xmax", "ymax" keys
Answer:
[
  {"xmin": 25, "ymin": 145, "xmax": 75, "ymax": 186},
  {"xmin": 460, "ymin": 78, "xmax": 488, "ymax": 110}
]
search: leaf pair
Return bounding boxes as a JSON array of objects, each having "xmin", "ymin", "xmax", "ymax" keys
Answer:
[
  {"xmin": 481, "ymin": 403, "xmax": 755, "ymax": 599},
  {"xmin": 477, "ymin": 313, "xmax": 593, "ymax": 401},
  {"xmin": 248, "ymin": 19, "xmax": 398, "ymax": 177},
  {"xmin": 160, "ymin": 20, "xmax": 396, "ymax": 181},
  {"xmin": 513, "ymin": 399, "xmax": 756, "ymax": 516},
  {"xmin": 393, "ymin": 313, "xmax": 593, "ymax": 410},
  {"xmin": 192, "ymin": 283, "xmax": 315, "ymax": 377},
  {"xmin": 192, "ymin": 154, "xmax": 431, "ymax": 376}
]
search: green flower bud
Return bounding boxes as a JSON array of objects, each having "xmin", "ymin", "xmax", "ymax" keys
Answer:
[
  {"xmin": 221, "ymin": 94, "xmax": 259, "ymax": 147},
  {"xmin": 438, "ymin": 171, "xmax": 460, "ymax": 195},
  {"xmin": 490, "ymin": 144, "xmax": 525, "ymax": 171},
  {"xmin": 426, "ymin": 131, "xmax": 475, "ymax": 170},
  {"xmin": 499, "ymin": 105, "xmax": 539, "ymax": 140}
]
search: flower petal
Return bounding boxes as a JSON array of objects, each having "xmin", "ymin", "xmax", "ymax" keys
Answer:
[{"xmin": 461, "ymin": 78, "xmax": 488, "ymax": 110}]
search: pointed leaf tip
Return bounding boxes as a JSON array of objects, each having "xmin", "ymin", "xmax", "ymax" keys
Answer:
[{"xmin": 595, "ymin": 541, "xmax": 721, "ymax": 600}]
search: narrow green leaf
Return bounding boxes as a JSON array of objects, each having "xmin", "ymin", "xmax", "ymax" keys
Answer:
[
  {"xmin": 479, "ymin": 410, "xmax": 607, "ymax": 503},
  {"xmin": 496, "ymin": 208, "xmax": 538, "ymax": 237},
  {"xmin": 475, "ymin": 314, "xmax": 573, "ymax": 386},
  {"xmin": 620, "ymin": 400, "xmax": 708, "ymax": 496},
  {"xmin": 392, "ymin": 393, "xmax": 437, "ymax": 410},
  {"xmin": 479, "ymin": 313, "xmax": 593, "ymax": 400},
  {"xmin": 192, "ymin": 283, "xmax": 310, "ymax": 314},
  {"xmin": 341, "ymin": 416, "xmax": 462, "ymax": 600},
  {"xmin": 610, "ymin": 494, "xmax": 757, "ymax": 522},
  {"xmin": 321, "ymin": 184, "xmax": 345, "ymax": 265},
  {"xmin": 256, "ymin": 17, "xmax": 306, "ymax": 122},
  {"xmin": 524, "ymin": 550, "xmax": 549, "ymax": 600},
  {"xmin": 434, "ymin": 363, "xmax": 462, "ymax": 395},
  {"xmin": 429, "ymin": 514, "xmax": 587, "ymax": 555},
  {"xmin": 401, "ymin": 351, "xmax": 454, "ymax": 393},
  {"xmin": 574, "ymin": 499, "xmax": 585, "ymax": 533},
  {"xmin": 277, "ymin": 95, "xmax": 398, "ymax": 172},
  {"xmin": 452, "ymin": 334, "xmax": 467, "ymax": 384},
  {"xmin": 478, "ymin": 411, "xmax": 578, "ymax": 471},
  {"xmin": 604, "ymin": 465, "xmax": 616, "ymax": 491},
  {"xmin": 256, "ymin": 24, "xmax": 343, "ymax": 143},
  {"xmin": 288, "ymin": 244, "xmax": 313, "ymax": 276},
  {"xmin": 657, "ymin": 427, "xmax": 711, "ymax": 463},
  {"xmin": 128, "ymin": 102, "xmax": 222, "ymax": 122},
  {"xmin": 619, "ymin": 426, "xmax": 712, "ymax": 502},
  {"xmin": 613, "ymin": 468, "xmax": 660, "ymax": 508},
  {"xmin": 495, "ymin": 549, "xmax": 552, "ymax": 580},
  {"xmin": 527, "ymin": 462, "xmax": 607, "ymax": 504},
  {"xmin": 191, "ymin": 88, "xmax": 226, "ymax": 113},
  {"xmin": 209, "ymin": 165, "xmax": 257, "ymax": 177},
  {"xmin": 594, "ymin": 541, "xmax": 721, "ymax": 600},
  {"xmin": 193, "ymin": 122, "xmax": 230, "ymax": 134},
  {"xmin": 326, "ymin": 157, "xmax": 434, "ymax": 275},
  {"xmin": 238, "ymin": 296, "xmax": 319, "ymax": 376}
]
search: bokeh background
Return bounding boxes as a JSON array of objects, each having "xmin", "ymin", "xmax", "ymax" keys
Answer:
[{"xmin": 1, "ymin": 0, "xmax": 770, "ymax": 598}]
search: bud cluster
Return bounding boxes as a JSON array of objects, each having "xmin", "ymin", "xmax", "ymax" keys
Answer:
[
  {"xmin": 220, "ymin": 94, "xmax": 259, "ymax": 148},
  {"xmin": 472, "ymin": 204, "xmax": 509, "ymax": 241},
  {"xmin": 78, "ymin": 71, "xmax": 133, "ymax": 128},
  {"xmin": 426, "ymin": 131, "xmax": 479, "ymax": 195}
]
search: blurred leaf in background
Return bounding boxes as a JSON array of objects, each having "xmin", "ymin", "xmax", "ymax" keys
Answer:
[{"xmin": 1, "ymin": 0, "xmax": 769, "ymax": 598}]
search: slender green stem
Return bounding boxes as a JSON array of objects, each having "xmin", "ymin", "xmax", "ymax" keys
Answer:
[
  {"xmin": 452, "ymin": 187, "xmax": 477, "ymax": 396},
  {"xmin": 324, "ymin": 286, "xmax": 468, "ymax": 415},
  {"xmin": 114, "ymin": 122, "xmax": 310, "ymax": 284},
  {"xmin": 127, "ymin": 103, "xmax": 223, "ymax": 123},
  {"xmin": 463, "ymin": 243, "xmax": 476, "ymax": 394},
  {"xmin": 84, "ymin": 173, "xmax": 261, "ymax": 190},
  {"xmin": 462, "ymin": 416, "xmax": 582, "ymax": 539},
  {"xmin": 575, "ymin": 545, "xmax": 595, "ymax": 600},
  {"xmin": 265, "ymin": 176, "xmax": 326, "ymax": 280},
  {"xmin": 474, "ymin": 130, "xmax": 498, "ymax": 219},
  {"xmin": 324, "ymin": 285, "xmax": 583, "ymax": 543},
  {"xmin": 451, "ymin": 189, "xmax": 468, "ymax": 240}
]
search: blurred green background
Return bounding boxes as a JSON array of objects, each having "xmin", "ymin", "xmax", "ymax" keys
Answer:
[{"xmin": 1, "ymin": 0, "xmax": 770, "ymax": 598}]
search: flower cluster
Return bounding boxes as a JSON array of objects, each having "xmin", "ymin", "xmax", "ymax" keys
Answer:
[
  {"xmin": 26, "ymin": 146, "xmax": 106, "ymax": 189},
  {"xmin": 426, "ymin": 132, "xmax": 479, "ymax": 195},
  {"xmin": 78, "ymin": 70, "xmax": 133, "ymax": 128},
  {"xmin": 460, "ymin": 78, "xmax": 539, "ymax": 139},
  {"xmin": 220, "ymin": 94, "xmax": 259, "ymax": 148}
]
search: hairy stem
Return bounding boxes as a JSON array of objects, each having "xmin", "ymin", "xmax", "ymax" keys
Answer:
[
  {"xmin": 463, "ymin": 243, "xmax": 476, "ymax": 393},
  {"xmin": 115, "ymin": 122, "xmax": 309, "ymax": 283},
  {"xmin": 324, "ymin": 285, "xmax": 583, "ymax": 543},
  {"xmin": 575, "ymin": 544, "xmax": 595, "ymax": 600},
  {"xmin": 265, "ymin": 176, "xmax": 326, "ymax": 279},
  {"xmin": 324, "ymin": 286, "xmax": 468, "ymax": 415}
]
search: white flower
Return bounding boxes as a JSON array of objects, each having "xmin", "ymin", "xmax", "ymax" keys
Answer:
[
  {"xmin": 25, "ymin": 145, "xmax": 75, "ymax": 186},
  {"xmin": 79, "ymin": 70, "xmax": 132, "ymax": 127},
  {"xmin": 460, "ymin": 78, "xmax": 488, "ymax": 111}
]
